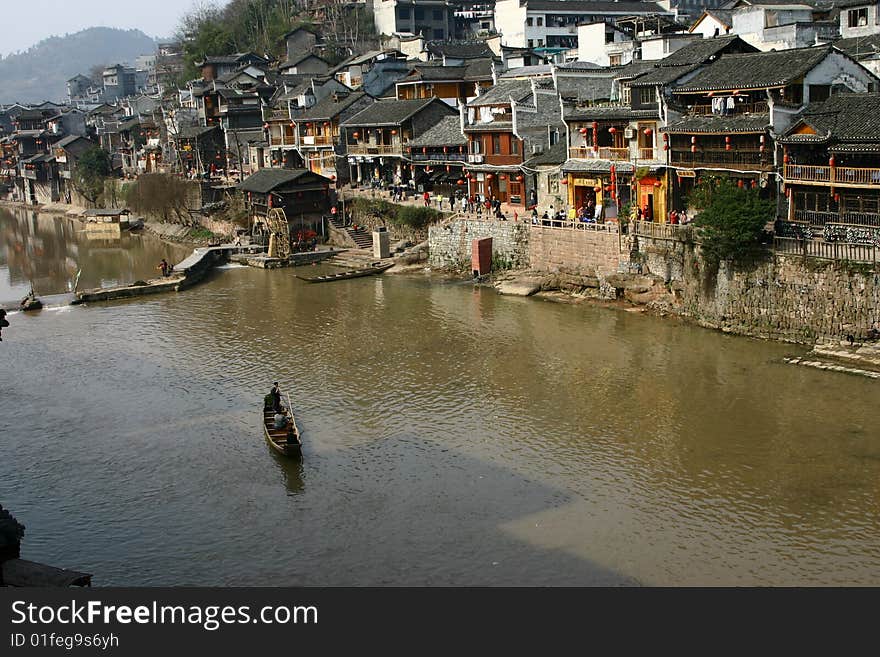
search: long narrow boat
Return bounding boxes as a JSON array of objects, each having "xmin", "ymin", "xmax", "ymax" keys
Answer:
[
  {"xmin": 263, "ymin": 391, "xmax": 302, "ymax": 458},
  {"xmin": 296, "ymin": 261, "xmax": 394, "ymax": 283}
]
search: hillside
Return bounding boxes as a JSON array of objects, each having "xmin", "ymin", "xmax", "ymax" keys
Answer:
[{"xmin": 0, "ymin": 27, "xmax": 158, "ymax": 104}]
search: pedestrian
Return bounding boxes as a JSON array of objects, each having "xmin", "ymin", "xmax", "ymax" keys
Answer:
[
  {"xmin": 423, "ymin": 191, "xmax": 430, "ymax": 207},
  {"xmin": 157, "ymin": 258, "xmax": 170, "ymax": 277},
  {"xmin": 0, "ymin": 309, "xmax": 8, "ymax": 342},
  {"xmin": 679, "ymin": 209, "xmax": 688, "ymax": 225},
  {"xmin": 460, "ymin": 196, "xmax": 467, "ymax": 213},
  {"xmin": 669, "ymin": 209, "xmax": 678, "ymax": 225},
  {"xmin": 269, "ymin": 382, "xmax": 282, "ymax": 413}
]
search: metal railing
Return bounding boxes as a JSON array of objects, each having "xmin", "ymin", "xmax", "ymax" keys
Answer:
[
  {"xmin": 773, "ymin": 236, "xmax": 879, "ymax": 264},
  {"xmin": 631, "ymin": 220, "xmax": 693, "ymax": 241},
  {"xmin": 530, "ymin": 220, "xmax": 619, "ymax": 232}
]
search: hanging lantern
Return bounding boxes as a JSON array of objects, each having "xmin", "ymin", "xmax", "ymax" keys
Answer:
[
  {"xmin": 422, "ymin": 147, "xmax": 427, "ymax": 154},
  {"xmin": 263, "ymin": 123, "xmax": 269, "ymax": 130},
  {"xmin": 516, "ymin": 175, "xmax": 523, "ymax": 182},
  {"xmin": 785, "ymin": 188, "xmax": 791, "ymax": 198},
  {"xmin": 783, "ymin": 150, "xmax": 789, "ymax": 164},
  {"xmin": 353, "ymin": 132, "xmax": 360, "ymax": 139},
  {"xmin": 459, "ymin": 146, "xmax": 464, "ymax": 153},
  {"xmin": 834, "ymin": 192, "xmax": 840, "ymax": 202},
  {"xmin": 643, "ymin": 128, "xmax": 653, "ymax": 136},
  {"xmin": 486, "ymin": 173, "xmax": 494, "ymax": 180},
  {"xmin": 306, "ymin": 122, "xmax": 312, "ymax": 127},
  {"xmin": 829, "ymin": 155, "xmax": 836, "ymax": 168},
  {"xmin": 446, "ymin": 165, "xmax": 451, "ymax": 172},
  {"xmin": 653, "ymin": 181, "xmax": 661, "ymax": 188},
  {"xmin": 290, "ymin": 121, "xmax": 296, "ymax": 127},
  {"xmin": 608, "ymin": 126, "xmax": 617, "ymax": 134},
  {"xmin": 759, "ymin": 135, "xmax": 766, "ymax": 144},
  {"xmin": 560, "ymin": 178, "xmax": 568, "ymax": 185},
  {"xmin": 594, "ymin": 186, "xmax": 602, "ymax": 192},
  {"xmin": 391, "ymin": 129, "xmax": 398, "ymax": 135},
  {"xmin": 605, "ymin": 185, "xmax": 612, "ymax": 192},
  {"xmin": 691, "ymin": 136, "xmax": 697, "ymax": 144},
  {"xmin": 725, "ymin": 136, "xmax": 731, "ymax": 151},
  {"xmin": 691, "ymin": 144, "xmax": 696, "ymax": 153},
  {"xmin": 737, "ymin": 179, "xmax": 744, "ymax": 188},
  {"xmin": 751, "ymin": 180, "xmax": 757, "ymax": 189},
  {"xmin": 443, "ymin": 146, "xmax": 448, "ymax": 153},
  {"xmin": 457, "ymin": 179, "xmax": 465, "ymax": 185},
  {"xmin": 500, "ymin": 174, "xmax": 507, "ymax": 180},
  {"xmin": 324, "ymin": 121, "xmax": 331, "ymax": 127},
  {"xmin": 466, "ymin": 173, "xmax": 472, "ymax": 179},
  {"xmin": 579, "ymin": 127, "xmax": 588, "ymax": 135}
]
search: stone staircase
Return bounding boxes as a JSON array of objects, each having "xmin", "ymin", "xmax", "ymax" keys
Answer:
[{"xmin": 329, "ymin": 215, "xmax": 373, "ymax": 249}]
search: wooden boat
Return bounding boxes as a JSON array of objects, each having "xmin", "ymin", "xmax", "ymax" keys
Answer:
[
  {"xmin": 296, "ymin": 261, "xmax": 394, "ymax": 283},
  {"xmin": 263, "ymin": 391, "xmax": 302, "ymax": 458},
  {"xmin": 19, "ymin": 294, "xmax": 42, "ymax": 312}
]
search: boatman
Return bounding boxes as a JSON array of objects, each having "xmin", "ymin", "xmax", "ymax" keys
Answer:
[
  {"xmin": 270, "ymin": 382, "xmax": 282, "ymax": 413},
  {"xmin": 0, "ymin": 309, "xmax": 8, "ymax": 341}
]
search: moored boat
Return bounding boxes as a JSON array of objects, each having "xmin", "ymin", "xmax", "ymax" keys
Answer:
[
  {"xmin": 296, "ymin": 261, "xmax": 394, "ymax": 283},
  {"xmin": 263, "ymin": 392, "xmax": 302, "ymax": 458}
]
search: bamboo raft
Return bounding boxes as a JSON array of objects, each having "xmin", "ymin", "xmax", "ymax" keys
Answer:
[{"xmin": 296, "ymin": 261, "xmax": 394, "ymax": 283}]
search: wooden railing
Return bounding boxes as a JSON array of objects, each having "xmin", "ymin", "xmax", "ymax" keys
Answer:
[
  {"xmin": 773, "ymin": 236, "xmax": 879, "ymax": 264},
  {"xmin": 638, "ymin": 148, "xmax": 655, "ymax": 161},
  {"xmin": 784, "ymin": 164, "xmax": 880, "ymax": 187},
  {"xmin": 299, "ymin": 135, "xmax": 334, "ymax": 146},
  {"xmin": 670, "ymin": 149, "xmax": 767, "ymax": 169},
  {"xmin": 263, "ymin": 108, "xmax": 290, "ymax": 121},
  {"xmin": 347, "ymin": 144, "xmax": 402, "ymax": 156},
  {"xmin": 690, "ymin": 101, "xmax": 769, "ymax": 115},
  {"xmin": 568, "ymin": 146, "xmax": 630, "ymax": 160}
]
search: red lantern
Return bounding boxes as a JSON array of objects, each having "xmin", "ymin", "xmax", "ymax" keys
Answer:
[
  {"xmin": 324, "ymin": 121, "xmax": 331, "ymax": 127},
  {"xmin": 594, "ymin": 186, "xmax": 602, "ymax": 192},
  {"xmin": 737, "ymin": 179, "xmax": 744, "ymax": 188},
  {"xmin": 446, "ymin": 165, "xmax": 451, "ymax": 172},
  {"xmin": 500, "ymin": 174, "xmax": 507, "ymax": 180},
  {"xmin": 457, "ymin": 179, "xmax": 465, "ymax": 185},
  {"xmin": 459, "ymin": 146, "xmax": 464, "ymax": 153},
  {"xmin": 422, "ymin": 147, "xmax": 427, "ymax": 154},
  {"xmin": 290, "ymin": 121, "xmax": 296, "ymax": 127},
  {"xmin": 579, "ymin": 127, "xmax": 588, "ymax": 135},
  {"xmin": 783, "ymin": 150, "xmax": 789, "ymax": 164},
  {"xmin": 391, "ymin": 129, "xmax": 398, "ymax": 135},
  {"xmin": 834, "ymin": 192, "xmax": 840, "ymax": 202},
  {"xmin": 605, "ymin": 185, "xmax": 612, "ymax": 192},
  {"xmin": 262, "ymin": 123, "xmax": 269, "ymax": 130},
  {"xmin": 486, "ymin": 173, "xmax": 494, "ymax": 180},
  {"xmin": 691, "ymin": 145, "xmax": 696, "ymax": 153},
  {"xmin": 443, "ymin": 146, "xmax": 448, "ymax": 153},
  {"xmin": 466, "ymin": 173, "xmax": 472, "ymax": 178},
  {"xmin": 653, "ymin": 181, "xmax": 661, "ymax": 188},
  {"xmin": 725, "ymin": 136, "xmax": 731, "ymax": 151},
  {"xmin": 785, "ymin": 188, "xmax": 791, "ymax": 198},
  {"xmin": 353, "ymin": 132, "xmax": 360, "ymax": 139},
  {"xmin": 829, "ymin": 156, "xmax": 836, "ymax": 167},
  {"xmin": 561, "ymin": 178, "xmax": 568, "ymax": 185},
  {"xmin": 608, "ymin": 126, "xmax": 617, "ymax": 134},
  {"xmin": 643, "ymin": 128, "xmax": 653, "ymax": 136},
  {"xmin": 691, "ymin": 136, "xmax": 696, "ymax": 144},
  {"xmin": 516, "ymin": 175, "xmax": 523, "ymax": 182}
]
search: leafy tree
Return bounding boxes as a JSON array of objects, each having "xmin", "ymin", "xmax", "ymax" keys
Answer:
[
  {"xmin": 125, "ymin": 174, "xmax": 196, "ymax": 224},
  {"xmin": 72, "ymin": 147, "xmax": 111, "ymax": 206},
  {"xmin": 690, "ymin": 177, "xmax": 774, "ymax": 264}
]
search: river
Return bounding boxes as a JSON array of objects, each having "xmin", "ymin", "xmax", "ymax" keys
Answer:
[{"xmin": 2, "ymin": 207, "xmax": 879, "ymax": 586}]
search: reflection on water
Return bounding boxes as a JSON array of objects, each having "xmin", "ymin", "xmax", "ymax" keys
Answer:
[
  {"xmin": 0, "ymin": 207, "xmax": 190, "ymax": 303},
  {"xmin": 2, "ymin": 209, "xmax": 880, "ymax": 586}
]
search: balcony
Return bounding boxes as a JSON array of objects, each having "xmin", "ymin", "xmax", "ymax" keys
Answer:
[
  {"xmin": 670, "ymin": 149, "xmax": 769, "ymax": 170},
  {"xmin": 792, "ymin": 208, "xmax": 880, "ymax": 228},
  {"xmin": 269, "ymin": 135, "xmax": 296, "ymax": 147},
  {"xmin": 638, "ymin": 148, "xmax": 655, "ymax": 161},
  {"xmin": 784, "ymin": 164, "xmax": 880, "ymax": 188},
  {"xmin": 689, "ymin": 101, "xmax": 769, "ymax": 116},
  {"xmin": 347, "ymin": 144, "xmax": 403, "ymax": 156},
  {"xmin": 569, "ymin": 146, "xmax": 630, "ymax": 161},
  {"xmin": 263, "ymin": 108, "xmax": 290, "ymax": 121},
  {"xmin": 411, "ymin": 152, "xmax": 468, "ymax": 162},
  {"xmin": 300, "ymin": 134, "xmax": 334, "ymax": 147}
]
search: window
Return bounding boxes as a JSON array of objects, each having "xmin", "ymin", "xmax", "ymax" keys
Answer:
[
  {"xmin": 621, "ymin": 85, "xmax": 632, "ymax": 105},
  {"xmin": 605, "ymin": 31, "xmax": 615, "ymax": 44},
  {"xmin": 511, "ymin": 138, "xmax": 519, "ymax": 155},
  {"xmin": 527, "ymin": 17, "xmax": 533, "ymax": 26},
  {"xmin": 433, "ymin": 29, "xmax": 445, "ymax": 39},
  {"xmin": 415, "ymin": 8, "xmax": 425, "ymax": 20},
  {"xmin": 849, "ymin": 7, "xmax": 868, "ymax": 26},
  {"xmin": 810, "ymin": 84, "xmax": 831, "ymax": 102},
  {"xmin": 537, "ymin": 17, "xmax": 544, "ymax": 26},
  {"xmin": 493, "ymin": 134, "xmax": 502, "ymax": 154},
  {"xmin": 537, "ymin": 39, "xmax": 544, "ymax": 46},
  {"xmin": 609, "ymin": 54, "xmax": 622, "ymax": 66},
  {"xmin": 397, "ymin": 7, "xmax": 410, "ymax": 19},
  {"xmin": 528, "ymin": 39, "xmax": 534, "ymax": 47},
  {"xmin": 433, "ymin": 9, "xmax": 442, "ymax": 20},
  {"xmin": 637, "ymin": 87, "xmax": 654, "ymax": 105},
  {"xmin": 471, "ymin": 139, "xmax": 481, "ymax": 154}
]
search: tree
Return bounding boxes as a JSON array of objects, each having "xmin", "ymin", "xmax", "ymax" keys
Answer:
[
  {"xmin": 690, "ymin": 177, "xmax": 774, "ymax": 264},
  {"xmin": 72, "ymin": 147, "xmax": 111, "ymax": 206},
  {"xmin": 124, "ymin": 174, "xmax": 196, "ymax": 224}
]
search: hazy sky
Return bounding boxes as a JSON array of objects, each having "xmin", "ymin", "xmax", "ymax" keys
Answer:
[{"xmin": 2, "ymin": 0, "xmax": 210, "ymax": 56}]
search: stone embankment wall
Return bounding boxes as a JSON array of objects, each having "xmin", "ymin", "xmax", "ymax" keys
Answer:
[
  {"xmin": 634, "ymin": 234, "xmax": 880, "ymax": 343},
  {"xmin": 428, "ymin": 219, "xmax": 530, "ymax": 270},
  {"xmin": 529, "ymin": 226, "xmax": 622, "ymax": 277}
]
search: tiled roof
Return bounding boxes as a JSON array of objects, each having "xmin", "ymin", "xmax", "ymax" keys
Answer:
[
  {"xmin": 56, "ymin": 135, "xmax": 96, "ymax": 158},
  {"xmin": 672, "ymin": 45, "xmax": 833, "ymax": 93},
  {"xmin": 780, "ymin": 93, "xmax": 880, "ymax": 143},
  {"xmin": 408, "ymin": 115, "xmax": 466, "ymax": 147},
  {"xmin": 630, "ymin": 36, "xmax": 756, "ymax": 87},
  {"xmin": 295, "ymin": 91, "xmax": 369, "ymax": 121},
  {"xmin": 523, "ymin": 140, "xmax": 568, "ymax": 167},
  {"xmin": 464, "ymin": 58, "xmax": 495, "ymax": 80},
  {"xmin": 341, "ymin": 97, "xmax": 439, "ymax": 127},
  {"xmin": 562, "ymin": 158, "xmax": 635, "ymax": 173},
  {"xmin": 405, "ymin": 64, "xmax": 469, "ymax": 82},
  {"xmin": 556, "ymin": 76, "xmax": 614, "ymax": 103},
  {"xmin": 662, "ymin": 113, "xmax": 770, "ymax": 134},
  {"xmin": 426, "ymin": 40, "xmax": 495, "ymax": 59},
  {"xmin": 525, "ymin": 1, "xmax": 670, "ymax": 12},
  {"xmin": 468, "ymin": 79, "xmax": 533, "ymax": 107},
  {"xmin": 177, "ymin": 125, "xmax": 220, "ymax": 139},
  {"xmin": 238, "ymin": 168, "xmax": 325, "ymax": 193},
  {"xmin": 832, "ymin": 34, "xmax": 880, "ymax": 60}
]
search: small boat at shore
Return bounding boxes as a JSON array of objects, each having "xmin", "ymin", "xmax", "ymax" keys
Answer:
[
  {"xmin": 263, "ymin": 392, "xmax": 302, "ymax": 458},
  {"xmin": 296, "ymin": 261, "xmax": 394, "ymax": 283},
  {"xmin": 19, "ymin": 290, "xmax": 42, "ymax": 312}
]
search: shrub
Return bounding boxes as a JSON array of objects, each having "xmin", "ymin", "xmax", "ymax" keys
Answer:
[{"xmin": 690, "ymin": 177, "xmax": 774, "ymax": 264}]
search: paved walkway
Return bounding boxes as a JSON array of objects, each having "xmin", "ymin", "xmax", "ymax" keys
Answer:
[{"xmin": 341, "ymin": 186, "xmax": 530, "ymax": 223}]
